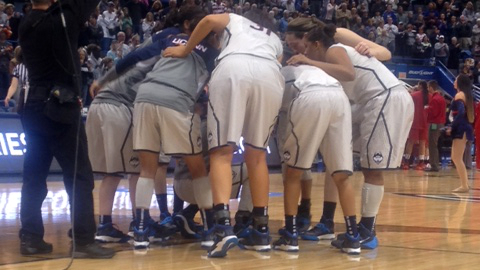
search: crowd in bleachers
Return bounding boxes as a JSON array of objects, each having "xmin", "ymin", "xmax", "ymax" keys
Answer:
[{"xmin": 1, "ymin": 0, "xmax": 480, "ymax": 103}]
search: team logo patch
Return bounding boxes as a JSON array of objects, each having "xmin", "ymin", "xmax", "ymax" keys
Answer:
[
  {"xmin": 207, "ymin": 132, "xmax": 213, "ymax": 143},
  {"xmin": 197, "ymin": 137, "xmax": 202, "ymax": 147},
  {"xmin": 373, "ymin": 152, "xmax": 383, "ymax": 164},
  {"xmin": 283, "ymin": 151, "xmax": 291, "ymax": 161},
  {"xmin": 129, "ymin": 156, "xmax": 140, "ymax": 168}
]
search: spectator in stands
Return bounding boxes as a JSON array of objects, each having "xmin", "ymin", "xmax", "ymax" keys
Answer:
[
  {"xmin": 212, "ymin": 0, "xmax": 226, "ymax": 14},
  {"xmin": 86, "ymin": 44, "xmax": 102, "ymax": 81},
  {"xmin": 426, "ymin": 80, "xmax": 446, "ymax": 171},
  {"xmin": 471, "ymin": 19, "xmax": 480, "ymax": 45},
  {"xmin": 298, "ymin": 1, "xmax": 311, "ymax": 15},
  {"xmin": 416, "ymin": 26, "xmax": 426, "ymax": 42},
  {"xmin": 414, "ymin": 14, "xmax": 424, "ymax": 30},
  {"xmin": 79, "ymin": 48, "xmax": 92, "ymax": 103},
  {"xmin": 121, "ymin": 7, "xmax": 133, "ymax": 31},
  {"xmin": 434, "ymin": 35, "xmax": 449, "ymax": 65},
  {"xmin": 325, "ymin": 0, "xmax": 336, "ymax": 24},
  {"xmin": 0, "ymin": 26, "xmax": 12, "ymax": 99},
  {"xmin": 405, "ymin": 23, "xmax": 416, "ymax": 55},
  {"xmin": 438, "ymin": 13, "xmax": 447, "ymax": 36},
  {"xmin": 448, "ymin": 36, "xmax": 461, "ymax": 70},
  {"xmin": 86, "ymin": 14, "xmax": 104, "ymax": 46},
  {"xmin": 396, "ymin": 22, "xmax": 408, "ymax": 56},
  {"xmin": 129, "ymin": 33, "xmax": 140, "ymax": 51},
  {"xmin": 376, "ymin": 29, "xmax": 390, "ymax": 49},
  {"xmin": 365, "ymin": 18, "xmax": 376, "ymax": 36},
  {"xmin": 460, "ymin": 61, "xmax": 474, "ymax": 80},
  {"xmin": 397, "ymin": 6, "xmax": 408, "ymax": 25},
  {"xmin": 456, "ymin": 15, "xmax": 472, "ymax": 50},
  {"xmin": 406, "ymin": 10, "xmax": 415, "ymax": 25},
  {"xmin": 373, "ymin": 11, "xmax": 383, "ymax": 25},
  {"xmin": 370, "ymin": 0, "xmax": 385, "ymax": 18},
  {"xmin": 142, "ymin": 12, "xmax": 155, "ymax": 40},
  {"xmin": 384, "ymin": 16, "xmax": 398, "ymax": 53},
  {"xmin": 336, "ymin": 3, "xmax": 351, "ymax": 29},
  {"xmin": 126, "ymin": 0, "xmax": 148, "ymax": 36},
  {"xmin": 351, "ymin": 16, "xmax": 363, "ymax": 34},
  {"xmin": 462, "ymin": 1, "xmax": 475, "ymax": 23},
  {"xmin": 279, "ymin": 10, "xmax": 289, "ymax": 33},
  {"xmin": 284, "ymin": 0, "xmax": 295, "ymax": 13},
  {"xmin": 98, "ymin": 2, "xmax": 119, "ymax": 55},
  {"xmin": 4, "ymin": 3, "xmax": 21, "ymax": 42},
  {"xmin": 474, "ymin": 43, "xmax": 480, "ymax": 66},
  {"xmin": 383, "ymin": 4, "xmax": 397, "ymax": 24},
  {"xmin": 116, "ymin": 31, "xmax": 131, "ymax": 56},
  {"xmin": 0, "ymin": 1, "xmax": 6, "ymax": 25}
]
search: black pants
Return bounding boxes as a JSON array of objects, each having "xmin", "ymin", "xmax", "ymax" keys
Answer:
[{"xmin": 19, "ymin": 97, "xmax": 96, "ymax": 245}]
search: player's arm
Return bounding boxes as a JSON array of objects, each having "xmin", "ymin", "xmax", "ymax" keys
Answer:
[
  {"xmin": 4, "ymin": 77, "xmax": 18, "ymax": 107},
  {"xmin": 163, "ymin": 14, "xmax": 230, "ymax": 58},
  {"xmin": 287, "ymin": 47, "xmax": 355, "ymax": 81},
  {"xmin": 334, "ymin": 27, "xmax": 392, "ymax": 61}
]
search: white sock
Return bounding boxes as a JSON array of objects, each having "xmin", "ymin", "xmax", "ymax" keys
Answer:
[
  {"xmin": 192, "ymin": 176, "xmax": 213, "ymax": 209},
  {"xmin": 136, "ymin": 177, "xmax": 154, "ymax": 209},
  {"xmin": 419, "ymin": 155, "xmax": 425, "ymax": 161},
  {"xmin": 361, "ymin": 183, "xmax": 384, "ymax": 217}
]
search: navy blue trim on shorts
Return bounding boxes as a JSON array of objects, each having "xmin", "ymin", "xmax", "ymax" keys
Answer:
[
  {"xmin": 208, "ymin": 142, "xmax": 238, "ymax": 153},
  {"xmin": 285, "ymin": 164, "xmax": 312, "ymax": 171},
  {"xmin": 208, "ymin": 99, "xmax": 221, "ymax": 148},
  {"xmin": 93, "ymin": 171, "xmax": 139, "ymax": 176},
  {"xmin": 287, "ymin": 95, "xmax": 301, "ymax": 167},
  {"xmin": 134, "ymin": 149, "xmax": 160, "ymax": 154},
  {"xmin": 243, "ymin": 142, "xmax": 268, "ymax": 151},
  {"xmin": 360, "ymin": 167, "xmax": 399, "ymax": 171},
  {"xmin": 354, "ymin": 65, "xmax": 393, "ymax": 169},
  {"xmin": 119, "ymin": 106, "xmax": 134, "ymax": 173},
  {"xmin": 331, "ymin": 170, "xmax": 353, "ymax": 176},
  {"xmin": 188, "ymin": 113, "xmax": 196, "ymax": 154}
]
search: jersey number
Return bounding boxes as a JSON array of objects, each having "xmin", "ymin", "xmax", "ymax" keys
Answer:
[{"xmin": 250, "ymin": 24, "xmax": 271, "ymax": 36}]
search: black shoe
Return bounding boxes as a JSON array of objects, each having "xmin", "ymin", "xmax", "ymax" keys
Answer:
[
  {"xmin": 20, "ymin": 234, "xmax": 53, "ymax": 255},
  {"xmin": 73, "ymin": 242, "xmax": 115, "ymax": 259}
]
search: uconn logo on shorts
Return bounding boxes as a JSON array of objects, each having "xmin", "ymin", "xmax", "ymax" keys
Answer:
[
  {"xmin": 283, "ymin": 151, "xmax": 291, "ymax": 161},
  {"xmin": 372, "ymin": 152, "xmax": 383, "ymax": 164},
  {"xmin": 197, "ymin": 136, "xmax": 202, "ymax": 147},
  {"xmin": 129, "ymin": 156, "xmax": 140, "ymax": 168}
]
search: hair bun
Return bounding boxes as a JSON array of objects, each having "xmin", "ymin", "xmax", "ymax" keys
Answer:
[{"xmin": 324, "ymin": 24, "xmax": 337, "ymax": 39}]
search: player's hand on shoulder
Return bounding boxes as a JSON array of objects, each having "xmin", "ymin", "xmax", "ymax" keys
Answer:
[
  {"xmin": 286, "ymin": 54, "xmax": 311, "ymax": 66},
  {"xmin": 90, "ymin": 80, "xmax": 102, "ymax": 98},
  {"xmin": 355, "ymin": 41, "xmax": 372, "ymax": 57},
  {"xmin": 163, "ymin": 45, "xmax": 189, "ymax": 58}
]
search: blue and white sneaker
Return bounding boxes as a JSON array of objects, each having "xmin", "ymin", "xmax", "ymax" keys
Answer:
[
  {"xmin": 301, "ymin": 222, "xmax": 335, "ymax": 241},
  {"xmin": 208, "ymin": 225, "xmax": 239, "ymax": 258},
  {"xmin": 173, "ymin": 213, "xmax": 201, "ymax": 239},
  {"xmin": 201, "ymin": 227, "xmax": 216, "ymax": 249},
  {"xmin": 297, "ymin": 215, "xmax": 311, "ymax": 234},
  {"xmin": 133, "ymin": 224, "xmax": 151, "ymax": 249},
  {"xmin": 95, "ymin": 223, "xmax": 130, "ymax": 243},
  {"xmin": 149, "ymin": 221, "xmax": 177, "ymax": 242},
  {"xmin": 273, "ymin": 229, "xmax": 299, "ymax": 252},
  {"xmin": 238, "ymin": 228, "xmax": 271, "ymax": 252},
  {"xmin": 337, "ymin": 233, "xmax": 361, "ymax": 255},
  {"xmin": 332, "ymin": 223, "xmax": 378, "ymax": 250}
]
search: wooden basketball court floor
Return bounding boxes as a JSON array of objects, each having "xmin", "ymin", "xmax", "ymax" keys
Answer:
[{"xmin": 0, "ymin": 168, "xmax": 480, "ymax": 269}]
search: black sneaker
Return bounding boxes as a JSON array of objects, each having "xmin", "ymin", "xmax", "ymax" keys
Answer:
[
  {"xmin": 20, "ymin": 234, "xmax": 53, "ymax": 255},
  {"xmin": 273, "ymin": 229, "xmax": 299, "ymax": 252},
  {"xmin": 238, "ymin": 228, "xmax": 271, "ymax": 252},
  {"xmin": 73, "ymin": 242, "xmax": 116, "ymax": 259},
  {"xmin": 333, "ymin": 223, "xmax": 378, "ymax": 250},
  {"xmin": 331, "ymin": 233, "xmax": 361, "ymax": 255},
  {"xmin": 301, "ymin": 220, "xmax": 335, "ymax": 241},
  {"xmin": 95, "ymin": 223, "xmax": 130, "ymax": 243}
]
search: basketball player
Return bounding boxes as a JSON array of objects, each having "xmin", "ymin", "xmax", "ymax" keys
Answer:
[
  {"xmin": 272, "ymin": 57, "xmax": 360, "ymax": 254},
  {"xmin": 88, "ymin": 6, "xmax": 208, "ymax": 243},
  {"xmin": 173, "ymin": 103, "xmax": 253, "ymax": 248},
  {"xmin": 282, "ymin": 17, "xmax": 394, "ymax": 241},
  {"xmin": 287, "ymin": 24, "xmax": 413, "ymax": 250},
  {"xmin": 163, "ymin": 10, "xmax": 284, "ymax": 257}
]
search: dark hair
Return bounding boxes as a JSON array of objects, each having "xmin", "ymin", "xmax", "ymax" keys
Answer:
[
  {"xmin": 286, "ymin": 17, "xmax": 323, "ymax": 39},
  {"xmin": 456, "ymin": 74, "xmax": 475, "ymax": 123},
  {"xmin": 427, "ymin": 80, "xmax": 438, "ymax": 91},
  {"xmin": 243, "ymin": 8, "xmax": 276, "ymax": 34},
  {"xmin": 305, "ymin": 23, "xmax": 337, "ymax": 49},
  {"xmin": 418, "ymin": 80, "xmax": 429, "ymax": 106},
  {"xmin": 164, "ymin": 6, "xmax": 206, "ymax": 32}
]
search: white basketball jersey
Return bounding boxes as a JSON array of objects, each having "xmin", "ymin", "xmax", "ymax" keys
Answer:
[
  {"xmin": 330, "ymin": 43, "xmax": 400, "ymax": 105},
  {"xmin": 217, "ymin": 14, "xmax": 283, "ymax": 63},
  {"xmin": 280, "ymin": 65, "xmax": 341, "ymax": 112}
]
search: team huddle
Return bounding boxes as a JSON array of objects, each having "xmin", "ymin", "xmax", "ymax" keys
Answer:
[{"xmin": 87, "ymin": 6, "xmax": 413, "ymax": 258}]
